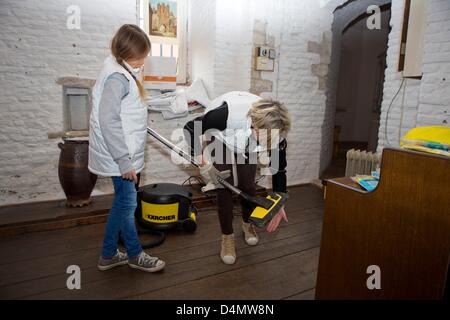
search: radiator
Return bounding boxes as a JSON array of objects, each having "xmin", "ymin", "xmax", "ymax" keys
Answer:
[{"xmin": 345, "ymin": 149, "xmax": 381, "ymax": 177}]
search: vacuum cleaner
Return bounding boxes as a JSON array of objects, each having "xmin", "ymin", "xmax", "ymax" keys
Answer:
[
  {"xmin": 145, "ymin": 127, "xmax": 289, "ymax": 229},
  {"xmin": 134, "ymin": 183, "xmax": 198, "ymax": 249},
  {"xmin": 132, "ymin": 127, "xmax": 289, "ymax": 248}
]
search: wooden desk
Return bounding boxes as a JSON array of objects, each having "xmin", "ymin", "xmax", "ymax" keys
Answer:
[{"xmin": 316, "ymin": 148, "xmax": 450, "ymax": 299}]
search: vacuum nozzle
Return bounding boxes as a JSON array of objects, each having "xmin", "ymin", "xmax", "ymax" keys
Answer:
[
  {"xmin": 249, "ymin": 192, "xmax": 289, "ymax": 228},
  {"xmin": 246, "ymin": 195, "xmax": 276, "ymax": 210}
]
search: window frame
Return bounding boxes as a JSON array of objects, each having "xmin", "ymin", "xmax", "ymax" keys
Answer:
[
  {"xmin": 63, "ymin": 87, "xmax": 92, "ymax": 132},
  {"xmin": 138, "ymin": 0, "xmax": 188, "ymax": 84}
]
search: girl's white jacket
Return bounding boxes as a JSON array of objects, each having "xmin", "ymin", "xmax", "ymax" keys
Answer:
[{"xmin": 88, "ymin": 55, "xmax": 148, "ymax": 177}]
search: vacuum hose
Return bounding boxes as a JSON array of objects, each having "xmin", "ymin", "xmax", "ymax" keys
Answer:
[
  {"xmin": 136, "ymin": 228, "xmax": 166, "ymax": 249},
  {"xmin": 119, "ymin": 228, "xmax": 166, "ymax": 249}
]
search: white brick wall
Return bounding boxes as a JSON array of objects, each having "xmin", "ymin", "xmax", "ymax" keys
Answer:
[
  {"xmin": 377, "ymin": 0, "xmax": 450, "ymax": 150},
  {"xmin": 1, "ymin": 0, "xmax": 449, "ymax": 206},
  {"xmin": 0, "ymin": 0, "xmax": 137, "ymax": 204},
  {"xmin": 417, "ymin": 0, "xmax": 450, "ymax": 127},
  {"xmin": 275, "ymin": 1, "xmax": 333, "ymax": 185},
  {"xmin": 0, "ymin": 0, "xmax": 348, "ymax": 205},
  {"xmin": 187, "ymin": 0, "xmax": 216, "ymax": 96},
  {"xmin": 0, "ymin": 0, "xmax": 205, "ymax": 205},
  {"xmin": 189, "ymin": 0, "xmax": 336, "ymax": 187}
]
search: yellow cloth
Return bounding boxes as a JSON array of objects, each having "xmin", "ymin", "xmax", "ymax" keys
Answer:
[{"xmin": 400, "ymin": 126, "xmax": 450, "ymax": 157}]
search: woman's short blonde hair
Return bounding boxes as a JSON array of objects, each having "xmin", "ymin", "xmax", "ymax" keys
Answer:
[{"xmin": 248, "ymin": 99, "xmax": 292, "ymax": 147}]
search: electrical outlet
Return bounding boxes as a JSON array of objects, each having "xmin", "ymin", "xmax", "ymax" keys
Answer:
[{"xmin": 269, "ymin": 49, "xmax": 276, "ymax": 59}]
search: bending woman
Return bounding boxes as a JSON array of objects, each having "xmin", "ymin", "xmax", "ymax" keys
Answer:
[{"xmin": 184, "ymin": 91, "xmax": 292, "ymax": 265}]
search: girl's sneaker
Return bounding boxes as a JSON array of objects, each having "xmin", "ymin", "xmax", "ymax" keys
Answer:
[
  {"xmin": 97, "ymin": 250, "xmax": 128, "ymax": 271},
  {"xmin": 128, "ymin": 251, "xmax": 165, "ymax": 272}
]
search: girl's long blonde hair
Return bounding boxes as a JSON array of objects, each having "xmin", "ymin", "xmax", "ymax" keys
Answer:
[
  {"xmin": 111, "ymin": 24, "xmax": 151, "ymax": 100},
  {"xmin": 248, "ymin": 99, "xmax": 292, "ymax": 148}
]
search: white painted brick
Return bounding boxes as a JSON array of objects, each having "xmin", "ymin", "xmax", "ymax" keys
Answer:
[
  {"xmin": 377, "ymin": 0, "xmax": 450, "ymax": 152},
  {"xmin": 2, "ymin": 0, "xmax": 449, "ymax": 205},
  {"xmin": 0, "ymin": 0, "xmax": 136, "ymax": 204}
]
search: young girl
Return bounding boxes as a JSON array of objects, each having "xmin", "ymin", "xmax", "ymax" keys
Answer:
[
  {"xmin": 184, "ymin": 92, "xmax": 291, "ymax": 265},
  {"xmin": 89, "ymin": 24, "xmax": 165, "ymax": 272}
]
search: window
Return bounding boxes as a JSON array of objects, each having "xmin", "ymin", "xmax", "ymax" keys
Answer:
[
  {"xmin": 138, "ymin": 0, "xmax": 188, "ymax": 84},
  {"xmin": 63, "ymin": 87, "xmax": 92, "ymax": 132}
]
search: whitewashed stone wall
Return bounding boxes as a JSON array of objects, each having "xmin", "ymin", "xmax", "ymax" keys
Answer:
[
  {"xmin": 0, "ymin": 0, "xmax": 136, "ymax": 204},
  {"xmin": 189, "ymin": 0, "xmax": 336, "ymax": 187},
  {"xmin": 377, "ymin": 0, "xmax": 450, "ymax": 150},
  {"xmin": 1, "ymin": 0, "xmax": 448, "ymax": 206}
]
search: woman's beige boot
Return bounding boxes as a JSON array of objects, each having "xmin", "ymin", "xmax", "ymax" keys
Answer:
[
  {"xmin": 242, "ymin": 221, "xmax": 259, "ymax": 246},
  {"xmin": 221, "ymin": 233, "xmax": 236, "ymax": 265}
]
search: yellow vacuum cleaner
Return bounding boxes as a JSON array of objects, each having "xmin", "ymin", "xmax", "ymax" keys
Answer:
[
  {"xmin": 136, "ymin": 183, "xmax": 197, "ymax": 232},
  {"xmin": 133, "ymin": 183, "xmax": 198, "ymax": 249},
  {"xmin": 146, "ymin": 127, "xmax": 289, "ymax": 228}
]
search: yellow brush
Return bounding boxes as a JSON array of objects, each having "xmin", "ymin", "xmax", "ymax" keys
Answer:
[{"xmin": 249, "ymin": 192, "xmax": 288, "ymax": 228}]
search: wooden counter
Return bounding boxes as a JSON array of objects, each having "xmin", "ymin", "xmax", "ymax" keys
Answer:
[{"xmin": 316, "ymin": 148, "xmax": 450, "ymax": 299}]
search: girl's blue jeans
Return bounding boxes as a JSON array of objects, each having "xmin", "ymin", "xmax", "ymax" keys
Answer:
[{"xmin": 101, "ymin": 176, "xmax": 142, "ymax": 259}]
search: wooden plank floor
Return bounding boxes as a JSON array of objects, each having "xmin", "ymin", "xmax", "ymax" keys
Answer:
[
  {"xmin": 0, "ymin": 184, "xmax": 266, "ymax": 236},
  {"xmin": 0, "ymin": 185, "xmax": 323, "ymax": 300}
]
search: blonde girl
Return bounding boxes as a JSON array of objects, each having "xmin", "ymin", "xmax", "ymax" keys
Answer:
[{"xmin": 89, "ymin": 24, "xmax": 165, "ymax": 273}]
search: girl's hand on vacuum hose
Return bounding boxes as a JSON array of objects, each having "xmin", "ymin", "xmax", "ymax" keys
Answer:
[
  {"xmin": 122, "ymin": 169, "xmax": 138, "ymax": 183},
  {"xmin": 266, "ymin": 206, "xmax": 288, "ymax": 233}
]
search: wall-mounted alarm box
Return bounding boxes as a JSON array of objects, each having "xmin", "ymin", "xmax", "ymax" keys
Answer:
[{"xmin": 256, "ymin": 46, "xmax": 276, "ymax": 72}]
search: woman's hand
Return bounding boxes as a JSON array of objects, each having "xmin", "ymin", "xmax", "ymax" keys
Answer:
[
  {"xmin": 122, "ymin": 169, "xmax": 138, "ymax": 183},
  {"xmin": 266, "ymin": 206, "xmax": 288, "ymax": 233}
]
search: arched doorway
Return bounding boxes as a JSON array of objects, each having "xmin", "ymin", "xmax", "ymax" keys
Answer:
[{"xmin": 321, "ymin": 0, "xmax": 391, "ymax": 179}]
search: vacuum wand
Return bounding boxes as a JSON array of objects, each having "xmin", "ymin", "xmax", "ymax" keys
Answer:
[
  {"xmin": 147, "ymin": 127, "xmax": 198, "ymax": 167},
  {"xmin": 147, "ymin": 127, "xmax": 245, "ymax": 197}
]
